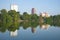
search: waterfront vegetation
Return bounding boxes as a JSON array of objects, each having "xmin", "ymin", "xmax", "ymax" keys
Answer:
[{"xmin": 0, "ymin": 9, "xmax": 60, "ymax": 32}]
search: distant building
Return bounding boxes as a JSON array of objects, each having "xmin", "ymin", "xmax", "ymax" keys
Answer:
[
  {"xmin": 44, "ymin": 12, "xmax": 50, "ymax": 17},
  {"xmin": 10, "ymin": 30, "xmax": 18, "ymax": 37},
  {"xmin": 31, "ymin": 8, "xmax": 36, "ymax": 14},
  {"xmin": 40, "ymin": 12, "xmax": 45, "ymax": 17},
  {"xmin": 40, "ymin": 12, "xmax": 50, "ymax": 17},
  {"xmin": 11, "ymin": 4, "xmax": 18, "ymax": 12}
]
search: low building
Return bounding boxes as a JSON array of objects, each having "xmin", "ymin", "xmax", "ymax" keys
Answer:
[{"xmin": 40, "ymin": 12, "xmax": 50, "ymax": 17}]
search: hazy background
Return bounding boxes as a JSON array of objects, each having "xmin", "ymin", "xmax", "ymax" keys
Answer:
[{"xmin": 0, "ymin": 0, "xmax": 60, "ymax": 15}]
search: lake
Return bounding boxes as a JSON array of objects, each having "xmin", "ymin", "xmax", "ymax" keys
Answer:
[{"xmin": 0, "ymin": 25, "xmax": 60, "ymax": 40}]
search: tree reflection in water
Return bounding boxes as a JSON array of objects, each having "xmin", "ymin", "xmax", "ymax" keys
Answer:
[{"xmin": 0, "ymin": 20, "xmax": 60, "ymax": 37}]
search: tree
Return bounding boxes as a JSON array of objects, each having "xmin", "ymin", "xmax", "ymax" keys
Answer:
[
  {"xmin": 8, "ymin": 10, "xmax": 20, "ymax": 21},
  {"xmin": 23, "ymin": 12, "xmax": 30, "ymax": 20},
  {"xmin": 1, "ymin": 9, "xmax": 8, "ymax": 25}
]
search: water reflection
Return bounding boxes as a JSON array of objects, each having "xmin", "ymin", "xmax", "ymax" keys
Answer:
[
  {"xmin": 31, "ymin": 27, "xmax": 36, "ymax": 33},
  {"xmin": 0, "ymin": 20, "xmax": 60, "ymax": 33},
  {"xmin": 0, "ymin": 21, "xmax": 60, "ymax": 40},
  {"xmin": 40, "ymin": 24, "xmax": 50, "ymax": 30},
  {"xmin": 10, "ymin": 30, "xmax": 18, "ymax": 37}
]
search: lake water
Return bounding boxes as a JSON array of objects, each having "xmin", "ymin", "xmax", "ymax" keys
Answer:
[{"xmin": 0, "ymin": 25, "xmax": 60, "ymax": 40}]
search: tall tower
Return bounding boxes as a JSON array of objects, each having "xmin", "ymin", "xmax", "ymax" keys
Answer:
[
  {"xmin": 31, "ymin": 8, "xmax": 36, "ymax": 14},
  {"xmin": 11, "ymin": 4, "xmax": 18, "ymax": 12}
]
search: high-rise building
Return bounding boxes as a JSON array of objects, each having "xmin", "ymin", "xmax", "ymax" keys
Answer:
[
  {"xmin": 11, "ymin": 4, "xmax": 18, "ymax": 12},
  {"xmin": 31, "ymin": 8, "xmax": 36, "ymax": 14}
]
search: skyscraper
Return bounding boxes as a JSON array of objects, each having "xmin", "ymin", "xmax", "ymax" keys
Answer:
[
  {"xmin": 11, "ymin": 4, "xmax": 18, "ymax": 12},
  {"xmin": 31, "ymin": 8, "xmax": 36, "ymax": 14}
]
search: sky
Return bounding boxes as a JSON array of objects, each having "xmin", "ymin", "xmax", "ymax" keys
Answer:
[{"xmin": 0, "ymin": 0, "xmax": 60, "ymax": 15}]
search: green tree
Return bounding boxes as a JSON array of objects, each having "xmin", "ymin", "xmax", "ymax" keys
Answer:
[
  {"xmin": 8, "ymin": 10, "xmax": 20, "ymax": 21},
  {"xmin": 31, "ymin": 14, "xmax": 39, "ymax": 22},
  {"xmin": 22, "ymin": 12, "xmax": 30, "ymax": 20},
  {"xmin": 1, "ymin": 9, "xmax": 8, "ymax": 26}
]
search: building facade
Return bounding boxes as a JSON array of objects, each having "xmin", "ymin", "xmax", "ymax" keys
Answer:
[
  {"xmin": 40, "ymin": 12, "xmax": 50, "ymax": 17},
  {"xmin": 31, "ymin": 8, "xmax": 36, "ymax": 14},
  {"xmin": 11, "ymin": 4, "xmax": 18, "ymax": 12}
]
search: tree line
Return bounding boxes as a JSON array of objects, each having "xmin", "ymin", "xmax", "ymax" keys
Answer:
[{"xmin": 0, "ymin": 9, "xmax": 60, "ymax": 27}]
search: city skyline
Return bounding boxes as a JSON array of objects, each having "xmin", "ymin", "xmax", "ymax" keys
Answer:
[{"xmin": 0, "ymin": 0, "xmax": 60, "ymax": 15}]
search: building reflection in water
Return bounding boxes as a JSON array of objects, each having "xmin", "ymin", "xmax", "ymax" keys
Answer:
[
  {"xmin": 40, "ymin": 24, "xmax": 50, "ymax": 30},
  {"xmin": 31, "ymin": 27, "xmax": 36, "ymax": 33},
  {"xmin": 10, "ymin": 30, "xmax": 18, "ymax": 37}
]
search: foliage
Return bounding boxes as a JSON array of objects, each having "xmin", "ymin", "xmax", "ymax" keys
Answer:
[{"xmin": 0, "ymin": 9, "xmax": 60, "ymax": 32}]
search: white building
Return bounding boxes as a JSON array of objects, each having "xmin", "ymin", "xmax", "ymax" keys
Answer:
[
  {"xmin": 11, "ymin": 4, "xmax": 18, "ymax": 12},
  {"xmin": 41, "ymin": 12, "xmax": 50, "ymax": 17}
]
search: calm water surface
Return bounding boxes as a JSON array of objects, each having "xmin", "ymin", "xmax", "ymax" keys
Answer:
[{"xmin": 0, "ymin": 26, "xmax": 60, "ymax": 40}]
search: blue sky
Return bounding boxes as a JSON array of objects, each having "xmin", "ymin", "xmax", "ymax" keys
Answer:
[{"xmin": 0, "ymin": 0, "xmax": 60, "ymax": 15}]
